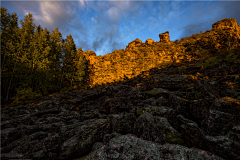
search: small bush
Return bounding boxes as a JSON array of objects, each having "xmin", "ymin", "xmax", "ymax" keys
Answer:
[
  {"xmin": 11, "ymin": 87, "xmax": 42, "ymax": 104},
  {"xmin": 159, "ymin": 62, "xmax": 171, "ymax": 68},
  {"xmin": 198, "ymin": 56, "xmax": 222, "ymax": 69},
  {"xmin": 225, "ymin": 49, "xmax": 240, "ymax": 63},
  {"xmin": 60, "ymin": 87, "xmax": 75, "ymax": 94}
]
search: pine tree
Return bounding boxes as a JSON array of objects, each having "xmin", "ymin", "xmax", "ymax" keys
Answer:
[
  {"xmin": 18, "ymin": 12, "xmax": 36, "ymax": 88},
  {"xmin": 62, "ymin": 34, "xmax": 77, "ymax": 88},
  {"xmin": 1, "ymin": 7, "xmax": 88, "ymax": 104},
  {"xmin": 1, "ymin": 7, "xmax": 21, "ymax": 102},
  {"xmin": 31, "ymin": 25, "xmax": 52, "ymax": 94},
  {"xmin": 49, "ymin": 27, "xmax": 64, "ymax": 89},
  {"xmin": 74, "ymin": 48, "xmax": 88, "ymax": 88}
]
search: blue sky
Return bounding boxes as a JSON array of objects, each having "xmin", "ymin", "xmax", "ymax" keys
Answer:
[{"xmin": 1, "ymin": 1, "xmax": 240, "ymax": 56}]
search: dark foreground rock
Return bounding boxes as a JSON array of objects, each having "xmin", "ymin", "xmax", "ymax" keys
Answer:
[{"xmin": 1, "ymin": 59, "xmax": 240, "ymax": 160}]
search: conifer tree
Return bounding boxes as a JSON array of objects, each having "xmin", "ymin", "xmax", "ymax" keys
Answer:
[
  {"xmin": 31, "ymin": 26, "xmax": 52, "ymax": 94},
  {"xmin": 1, "ymin": 7, "xmax": 89, "ymax": 104},
  {"xmin": 1, "ymin": 7, "xmax": 21, "ymax": 102},
  {"xmin": 49, "ymin": 27, "xmax": 64, "ymax": 89},
  {"xmin": 74, "ymin": 48, "xmax": 88, "ymax": 88},
  {"xmin": 62, "ymin": 34, "xmax": 77, "ymax": 87},
  {"xmin": 18, "ymin": 12, "xmax": 36, "ymax": 88}
]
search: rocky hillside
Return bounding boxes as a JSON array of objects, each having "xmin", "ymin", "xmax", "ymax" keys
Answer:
[
  {"xmin": 1, "ymin": 18, "xmax": 240, "ymax": 160},
  {"xmin": 82, "ymin": 18, "xmax": 240, "ymax": 87}
]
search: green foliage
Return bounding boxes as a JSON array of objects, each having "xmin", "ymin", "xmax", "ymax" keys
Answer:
[
  {"xmin": 1, "ymin": 7, "xmax": 89, "ymax": 105},
  {"xmin": 197, "ymin": 56, "xmax": 222, "ymax": 69},
  {"xmin": 60, "ymin": 87, "xmax": 75, "ymax": 94},
  {"xmin": 11, "ymin": 87, "xmax": 42, "ymax": 104},
  {"xmin": 198, "ymin": 49, "xmax": 210, "ymax": 58},
  {"xmin": 62, "ymin": 34, "xmax": 78, "ymax": 87},
  {"xmin": 225, "ymin": 49, "xmax": 240, "ymax": 64},
  {"xmin": 159, "ymin": 62, "xmax": 171, "ymax": 68},
  {"xmin": 73, "ymin": 48, "xmax": 88, "ymax": 86},
  {"xmin": 37, "ymin": 83, "xmax": 53, "ymax": 95}
]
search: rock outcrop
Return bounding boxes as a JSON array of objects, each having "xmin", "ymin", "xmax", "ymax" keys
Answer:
[
  {"xmin": 84, "ymin": 50, "xmax": 97, "ymax": 62},
  {"xmin": 77, "ymin": 19, "xmax": 240, "ymax": 86},
  {"xmin": 212, "ymin": 18, "xmax": 240, "ymax": 31},
  {"xmin": 126, "ymin": 38, "xmax": 142, "ymax": 50},
  {"xmin": 1, "ymin": 56, "xmax": 240, "ymax": 160},
  {"xmin": 159, "ymin": 31, "xmax": 170, "ymax": 43},
  {"xmin": 145, "ymin": 38, "xmax": 154, "ymax": 45},
  {"xmin": 211, "ymin": 18, "xmax": 240, "ymax": 49}
]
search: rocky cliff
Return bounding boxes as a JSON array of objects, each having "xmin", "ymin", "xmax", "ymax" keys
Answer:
[
  {"xmin": 1, "ymin": 18, "xmax": 240, "ymax": 160},
  {"xmin": 82, "ymin": 18, "xmax": 240, "ymax": 87}
]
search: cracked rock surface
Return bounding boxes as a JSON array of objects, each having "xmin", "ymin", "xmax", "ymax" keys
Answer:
[{"xmin": 1, "ymin": 59, "xmax": 240, "ymax": 160}]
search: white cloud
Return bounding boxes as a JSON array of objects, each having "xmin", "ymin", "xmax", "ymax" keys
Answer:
[
  {"xmin": 33, "ymin": 2, "xmax": 69, "ymax": 27},
  {"xmin": 107, "ymin": 7, "xmax": 120, "ymax": 23},
  {"xmin": 79, "ymin": 0, "xmax": 85, "ymax": 9},
  {"xmin": 101, "ymin": 49, "xmax": 104, "ymax": 53},
  {"xmin": 110, "ymin": 1, "xmax": 131, "ymax": 11}
]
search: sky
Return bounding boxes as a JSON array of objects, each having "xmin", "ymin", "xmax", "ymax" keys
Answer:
[{"xmin": 1, "ymin": 0, "xmax": 240, "ymax": 56}]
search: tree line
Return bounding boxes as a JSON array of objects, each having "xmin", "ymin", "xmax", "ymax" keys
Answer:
[{"xmin": 1, "ymin": 7, "xmax": 90, "ymax": 105}]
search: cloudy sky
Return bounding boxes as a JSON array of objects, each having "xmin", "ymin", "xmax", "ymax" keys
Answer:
[{"xmin": 1, "ymin": 0, "xmax": 240, "ymax": 56}]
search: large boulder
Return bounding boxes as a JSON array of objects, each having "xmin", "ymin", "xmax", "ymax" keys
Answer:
[{"xmin": 83, "ymin": 134, "xmax": 224, "ymax": 160}]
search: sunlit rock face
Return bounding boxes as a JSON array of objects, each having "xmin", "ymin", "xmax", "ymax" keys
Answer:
[
  {"xmin": 159, "ymin": 31, "xmax": 170, "ymax": 43},
  {"xmin": 85, "ymin": 50, "xmax": 96, "ymax": 57},
  {"xmin": 212, "ymin": 18, "xmax": 239, "ymax": 30},
  {"xmin": 126, "ymin": 38, "xmax": 142, "ymax": 49},
  {"xmin": 211, "ymin": 18, "xmax": 240, "ymax": 48},
  {"xmin": 83, "ymin": 50, "xmax": 97, "ymax": 63},
  {"xmin": 79, "ymin": 18, "xmax": 240, "ymax": 87},
  {"xmin": 145, "ymin": 38, "xmax": 154, "ymax": 45}
]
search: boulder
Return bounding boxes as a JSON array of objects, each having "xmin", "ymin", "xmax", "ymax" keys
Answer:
[
  {"xmin": 145, "ymin": 38, "xmax": 154, "ymax": 45},
  {"xmin": 84, "ymin": 134, "xmax": 224, "ymax": 160}
]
